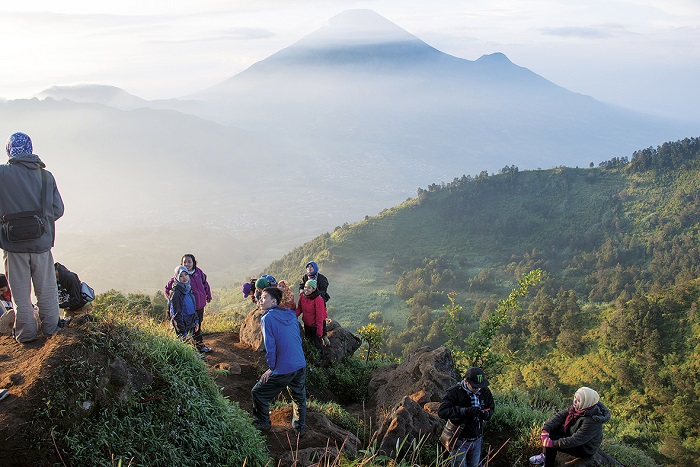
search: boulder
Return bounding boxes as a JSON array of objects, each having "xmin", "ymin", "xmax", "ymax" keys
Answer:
[
  {"xmin": 272, "ymin": 409, "xmax": 361, "ymax": 467},
  {"xmin": 365, "ymin": 346, "xmax": 460, "ymax": 460},
  {"xmin": 240, "ymin": 310, "xmax": 361, "ymax": 360},
  {"xmin": 239, "ymin": 307, "xmax": 265, "ymax": 352},
  {"xmin": 368, "ymin": 346, "xmax": 459, "ymax": 416},
  {"xmin": 376, "ymin": 396, "xmax": 443, "ymax": 458},
  {"xmin": 322, "ymin": 319, "xmax": 361, "ymax": 364},
  {"xmin": 95, "ymin": 355, "xmax": 154, "ymax": 406}
]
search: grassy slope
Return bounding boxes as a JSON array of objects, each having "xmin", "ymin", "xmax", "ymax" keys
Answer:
[{"xmin": 262, "ymin": 167, "xmax": 627, "ymax": 329}]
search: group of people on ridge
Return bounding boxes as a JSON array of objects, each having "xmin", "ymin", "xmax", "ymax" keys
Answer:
[
  {"xmin": 439, "ymin": 366, "xmax": 611, "ymax": 467},
  {"xmin": 161, "ymin": 256, "xmax": 332, "ymax": 437},
  {"xmin": 241, "ymin": 261, "xmax": 331, "ymax": 436}
]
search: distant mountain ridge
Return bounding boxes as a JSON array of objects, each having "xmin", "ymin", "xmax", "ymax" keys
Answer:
[{"xmin": 6, "ymin": 9, "xmax": 697, "ymax": 295}]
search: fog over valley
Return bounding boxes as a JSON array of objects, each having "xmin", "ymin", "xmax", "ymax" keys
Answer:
[{"xmin": 2, "ymin": 10, "xmax": 696, "ymax": 294}]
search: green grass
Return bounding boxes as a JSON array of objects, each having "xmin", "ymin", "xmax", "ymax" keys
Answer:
[{"xmin": 31, "ymin": 308, "xmax": 270, "ymax": 467}]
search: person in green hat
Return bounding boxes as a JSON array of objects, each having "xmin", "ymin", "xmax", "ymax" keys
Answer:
[{"xmin": 296, "ymin": 279, "xmax": 328, "ymax": 352}]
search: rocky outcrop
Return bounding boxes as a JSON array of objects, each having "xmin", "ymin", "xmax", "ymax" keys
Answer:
[
  {"xmin": 239, "ymin": 307, "xmax": 265, "ymax": 352},
  {"xmin": 367, "ymin": 346, "xmax": 460, "ymax": 458},
  {"xmin": 368, "ymin": 346, "xmax": 459, "ymax": 415},
  {"xmin": 322, "ymin": 319, "xmax": 361, "ymax": 365},
  {"xmin": 273, "ymin": 409, "xmax": 361, "ymax": 467},
  {"xmin": 375, "ymin": 396, "xmax": 443, "ymax": 458}
]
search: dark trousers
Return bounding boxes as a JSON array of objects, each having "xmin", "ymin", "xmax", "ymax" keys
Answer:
[
  {"xmin": 193, "ymin": 308, "xmax": 205, "ymax": 346},
  {"xmin": 303, "ymin": 321, "xmax": 326, "ymax": 351},
  {"xmin": 251, "ymin": 367, "xmax": 306, "ymax": 431},
  {"xmin": 544, "ymin": 443, "xmax": 591, "ymax": 467}
]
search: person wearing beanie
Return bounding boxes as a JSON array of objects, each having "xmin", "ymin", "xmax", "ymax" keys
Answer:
[
  {"xmin": 0, "ymin": 132, "xmax": 65, "ymax": 343},
  {"xmin": 529, "ymin": 386, "xmax": 611, "ymax": 466},
  {"xmin": 252, "ymin": 286, "xmax": 307, "ymax": 437},
  {"xmin": 297, "ymin": 261, "xmax": 330, "ymax": 303},
  {"xmin": 438, "ymin": 367, "xmax": 495, "ymax": 467},
  {"xmin": 163, "ymin": 254, "xmax": 213, "ymax": 353},
  {"xmin": 253, "ymin": 275, "xmax": 277, "ymax": 304},
  {"xmin": 168, "ymin": 265, "xmax": 200, "ymax": 342},
  {"xmin": 296, "ymin": 279, "xmax": 328, "ymax": 354}
]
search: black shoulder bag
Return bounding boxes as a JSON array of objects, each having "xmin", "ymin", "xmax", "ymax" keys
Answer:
[{"xmin": 1, "ymin": 169, "xmax": 47, "ymax": 242}]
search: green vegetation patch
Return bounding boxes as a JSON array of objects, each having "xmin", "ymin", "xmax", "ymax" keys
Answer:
[{"xmin": 31, "ymin": 308, "xmax": 270, "ymax": 467}]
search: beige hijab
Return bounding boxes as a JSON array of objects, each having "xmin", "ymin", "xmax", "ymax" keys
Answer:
[{"xmin": 575, "ymin": 387, "xmax": 600, "ymax": 410}]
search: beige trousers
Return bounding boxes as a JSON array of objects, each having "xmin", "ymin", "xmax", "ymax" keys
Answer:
[{"xmin": 4, "ymin": 250, "xmax": 60, "ymax": 343}]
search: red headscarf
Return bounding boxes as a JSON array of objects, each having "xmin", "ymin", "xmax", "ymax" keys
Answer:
[{"xmin": 278, "ymin": 280, "xmax": 296, "ymax": 310}]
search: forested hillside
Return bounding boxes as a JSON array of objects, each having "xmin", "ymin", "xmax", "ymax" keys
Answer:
[{"xmin": 249, "ymin": 136, "xmax": 700, "ymax": 464}]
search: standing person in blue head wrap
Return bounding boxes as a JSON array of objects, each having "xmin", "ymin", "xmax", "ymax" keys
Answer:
[
  {"xmin": 297, "ymin": 261, "xmax": 330, "ymax": 303},
  {"xmin": 0, "ymin": 132, "xmax": 65, "ymax": 343}
]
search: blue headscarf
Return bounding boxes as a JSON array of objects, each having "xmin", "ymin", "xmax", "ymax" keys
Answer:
[
  {"xmin": 306, "ymin": 261, "xmax": 319, "ymax": 276},
  {"xmin": 174, "ymin": 265, "xmax": 192, "ymax": 293},
  {"xmin": 6, "ymin": 132, "xmax": 33, "ymax": 158}
]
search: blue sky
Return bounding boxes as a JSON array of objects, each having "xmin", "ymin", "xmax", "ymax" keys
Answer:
[{"xmin": 1, "ymin": 0, "xmax": 698, "ymax": 122}]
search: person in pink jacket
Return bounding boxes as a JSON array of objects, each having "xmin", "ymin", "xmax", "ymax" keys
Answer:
[
  {"xmin": 164, "ymin": 254, "xmax": 212, "ymax": 353},
  {"xmin": 295, "ymin": 279, "xmax": 328, "ymax": 352}
]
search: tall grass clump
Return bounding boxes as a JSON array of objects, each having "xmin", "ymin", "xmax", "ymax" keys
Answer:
[{"xmin": 31, "ymin": 301, "xmax": 270, "ymax": 467}]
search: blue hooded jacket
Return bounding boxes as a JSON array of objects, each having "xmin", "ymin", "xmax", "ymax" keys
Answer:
[{"xmin": 261, "ymin": 305, "xmax": 306, "ymax": 375}]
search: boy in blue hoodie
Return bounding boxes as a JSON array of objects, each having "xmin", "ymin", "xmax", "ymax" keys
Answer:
[{"xmin": 251, "ymin": 287, "xmax": 307, "ymax": 436}]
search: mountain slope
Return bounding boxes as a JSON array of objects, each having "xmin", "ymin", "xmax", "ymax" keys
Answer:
[{"xmin": 261, "ymin": 137, "xmax": 700, "ymax": 329}]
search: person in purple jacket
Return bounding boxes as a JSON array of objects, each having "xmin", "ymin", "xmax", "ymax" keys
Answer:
[
  {"xmin": 251, "ymin": 287, "xmax": 307, "ymax": 437},
  {"xmin": 164, "ymin": 253, "xmax": 212, "ymax": 353}
]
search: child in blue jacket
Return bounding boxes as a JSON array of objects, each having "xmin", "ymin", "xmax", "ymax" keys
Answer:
[{"xmin": 168, "ymin": 266, "xmax": 199, "ymax": 340}]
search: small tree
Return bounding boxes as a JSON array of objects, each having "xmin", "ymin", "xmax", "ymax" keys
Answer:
[
  {"xmin": 445, "ymin": 269, "xmax": 543, "ymax": 375},
  {"xmin": 357, "ymin": 323, "xmax": 388, "ymax": 363}
]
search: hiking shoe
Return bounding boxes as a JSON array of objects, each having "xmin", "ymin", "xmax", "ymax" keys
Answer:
[
  {"xmin": 199, "ymin": 346, "xmax": 212, "ymax": 353},
  {"xmin": 253, "ymin": 421, "xmax": 271, "ymax": 431},
  {"xmin": 58, "ymin": 317, "xmax": 71, "ymax": 329},
  {"xmin": 529, "ymin": 453, "xmax": 545, "ymax": 465},
  {"xmin": 294, "ymin": 427, "xmax": 305, "ymax": 438}
]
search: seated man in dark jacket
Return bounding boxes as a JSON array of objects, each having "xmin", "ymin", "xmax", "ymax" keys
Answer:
[
  {"xmin": 529, "ymin": 386, "xmax": 611, "ymax": 466},
  {"xmin": 438, "ymin": 367, "xmax": 495, "ymax": 467},
  {"xmin": 54, "ymin": 262, "xmax": 92, "ymax": 316}
]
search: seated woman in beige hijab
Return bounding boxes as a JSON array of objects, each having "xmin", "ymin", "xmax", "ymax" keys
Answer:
[{"xmin": 529, "ymin": 386, "xmax": 611, "ymax": 466}]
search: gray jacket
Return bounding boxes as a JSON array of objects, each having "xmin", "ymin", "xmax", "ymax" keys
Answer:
[{"xmin": 0, "ymin": 153, "xmax": 64, "ymax": 253}]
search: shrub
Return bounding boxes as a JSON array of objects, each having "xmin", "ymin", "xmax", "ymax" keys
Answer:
[{"xmin": 602, "ymin": 439, "xmax": 660, "ymax": 467}]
